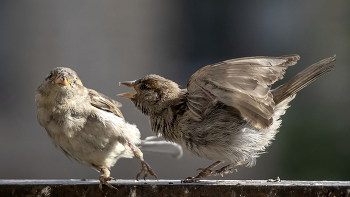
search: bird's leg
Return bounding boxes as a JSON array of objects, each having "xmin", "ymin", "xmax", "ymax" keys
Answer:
[
  {"xmin": 127, "ymin": 141, "xmax": 158, "ymax": 181},
  {"xmin": 98, "ymin": 167, "xmax": 117, "ymax": 190},
  {"xmin": 182, "ymin": 160, "xmax": 224, "ymax": 183}
]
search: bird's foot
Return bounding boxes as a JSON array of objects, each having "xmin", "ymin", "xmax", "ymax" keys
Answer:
[
  {"xmin": 197, "ymin": 167, "xmax": 216, "ymax": 177},
  {"xmin": 182, "ymin": 168, "xmax": 234, "ymax": 183},
  {"xmin": 182, "ymin": 168, "xmax": 215, "ymax": 183},
  {"xmin": 211, "ymin": 163, "xmax": 238, "ymax": 177},
  {"xmin": 212, "ymin": 167, "xmax": 235, "ymax": 177},
  {"xmin": 182, "ymin": 160, "xmax": 240, "ymax": 183},
  {"xmin": 182, "ymin": 161, "xmax": 225, "ymax": 183},
  {"xmin": 99, "ymin": 175, "xmax": 117, "ymax": 190},
  {"xmin": 136, "ymin": 160, "xmax": 158, "ymax": 181}
]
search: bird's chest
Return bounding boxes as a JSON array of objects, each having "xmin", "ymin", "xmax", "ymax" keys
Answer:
[
  {"xmin": 150, "ymin": 108, "xmax": 183, "ymax": 143},
  {"xmin": 38, "ymin": 102, "xmax": 89, "ymax": 138},
  {"xmin": 39, "ymin": 106, "xmax": 121, "ymax": 166}
]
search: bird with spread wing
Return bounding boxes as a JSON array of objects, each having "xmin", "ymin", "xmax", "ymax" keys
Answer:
[{"xmin": 119, "ymin": 55, "xmax": 335, "ymax": 182}]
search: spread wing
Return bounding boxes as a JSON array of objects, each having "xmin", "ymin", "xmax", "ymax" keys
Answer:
[
  {"xmin": 186, "ymin": 55, "xmax": 300, "ymax": 129},
  {"xmin": 88, "ymin": 89, "xmax": 124, "ymax": 119}
]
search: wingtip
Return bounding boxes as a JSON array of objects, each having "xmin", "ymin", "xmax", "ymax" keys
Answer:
[
  {"xmin": 280, "ymin": 54, "xmax": 300, "ymax": 61},
  {"xmin": 325, "ymin": 55, "xmax": 337, "ymax": 65},
  {"xmin": 331, "ymin": 54, "xmax": 337, "ymax": 61}
]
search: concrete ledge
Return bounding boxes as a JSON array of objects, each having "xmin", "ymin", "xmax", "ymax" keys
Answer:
[{"xmin": 1, "ymin": 179, "xmax": 350, "ymax": 197}]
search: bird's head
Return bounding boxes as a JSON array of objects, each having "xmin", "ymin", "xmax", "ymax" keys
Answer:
[
  {"xmin": 119, "ymin": 74, "xmax": 181, "ymax": 115},
  {"xmin": 36, "ymin": 67, "xmax": 84, "ymax": 98}
]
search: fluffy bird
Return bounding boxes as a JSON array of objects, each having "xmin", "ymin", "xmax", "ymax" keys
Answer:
[
  {"xmin": 35, "ymin": 67, "xmax": 160, "ymax": 190},
  {"xmin": 119, "ymin": 55, "xmax": 336, "ymax": 182}
]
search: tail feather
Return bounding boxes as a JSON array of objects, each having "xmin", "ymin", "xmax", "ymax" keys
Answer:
[
  {"xmin": 140, "ymin": 136, "xmax": 183, "ymax": 159},
  {"xmin": 272, "ymin": 55, "xmax": 336, "ymax": 104}
]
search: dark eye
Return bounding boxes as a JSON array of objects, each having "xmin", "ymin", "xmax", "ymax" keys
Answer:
[{"xmin": 139, "ymin": 84, "xmax": 148, "ymax": 90}]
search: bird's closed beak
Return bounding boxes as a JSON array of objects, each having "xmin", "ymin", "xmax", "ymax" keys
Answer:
[
  {"xmin": 118, "ymin": 81, "xmax": 136, "ymax": 99},
  {"xmin": 55, "ymin": 72, "xmax": 70, "ymax": 86}
]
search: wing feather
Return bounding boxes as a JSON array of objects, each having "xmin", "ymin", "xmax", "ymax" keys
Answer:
[
  {"xmin": 187, "ymin": 55, "xmax": 300, "ymax": 129},
  {"xmin": 88, "ymin": 89, "xmax": 124, "ymax": 119}
]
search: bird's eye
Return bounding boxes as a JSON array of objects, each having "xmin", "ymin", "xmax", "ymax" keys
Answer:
[{"xmin": 139, "ymin": 84, "xmax": 148, "ymax": 90}]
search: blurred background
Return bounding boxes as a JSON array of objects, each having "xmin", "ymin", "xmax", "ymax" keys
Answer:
[{"xmin": 0, "ymin": 0, "xmax": 349, "ymax": 181}]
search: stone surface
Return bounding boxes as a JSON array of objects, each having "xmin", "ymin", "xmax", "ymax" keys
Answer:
[{"xmin": 1, "ymin": 179, "xmax": 350, "ymax": 197}]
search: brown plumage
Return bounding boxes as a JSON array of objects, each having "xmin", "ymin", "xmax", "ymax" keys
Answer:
[
  {"xmin": 119, "ymin": 55, "xmax": 336, "ymax": 182},
  {"xmin": 89, "ymin": 89, "xmax": 124, "ymax": 119}
]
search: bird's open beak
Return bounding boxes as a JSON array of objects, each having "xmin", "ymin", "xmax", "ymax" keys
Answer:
[
  {"xmin": 118, "ymin": 81, "xmax": 136, "ymax": 99},
  {"xmin": 55, "ymin": 72, "xmax": 70, "ymax": 86}
]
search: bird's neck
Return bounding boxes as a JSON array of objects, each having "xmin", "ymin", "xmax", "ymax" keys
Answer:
[{"xmin": 148, "ymin": 90, "xmax": 187, "ymax": 143}]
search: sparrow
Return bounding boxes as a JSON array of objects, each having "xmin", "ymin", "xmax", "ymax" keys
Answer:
[
  {"xmin": 35, "ymin": 67, "xmax": 160, "ymax": 190},
  {"xmin": 119, "ymin": 55, "xmax": 336, "ymax": 182}
]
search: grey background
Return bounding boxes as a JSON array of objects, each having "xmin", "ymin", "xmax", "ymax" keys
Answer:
[{"xmin": 0, "ymin": 1, "xmax": 349, "ymax": 181}]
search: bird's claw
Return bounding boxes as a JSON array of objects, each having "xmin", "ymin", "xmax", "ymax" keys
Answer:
[
  {"xmin": 183, "ymin": 164, "xmax": 234, "ymax": 183},
  {"xmin": 99, "ymin": 175, "xmax": 117, "ymax": 190},
  {"xmin": 136, "ymin": 160, "xmax": 158, "ymax": 181},
  {"xmin": 182, "ymin": 166, "xmax": 215, "ymax": 183},
  {"xmin": 214, "ymin": 167, "xmax": 235, "ymax": 177}
]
